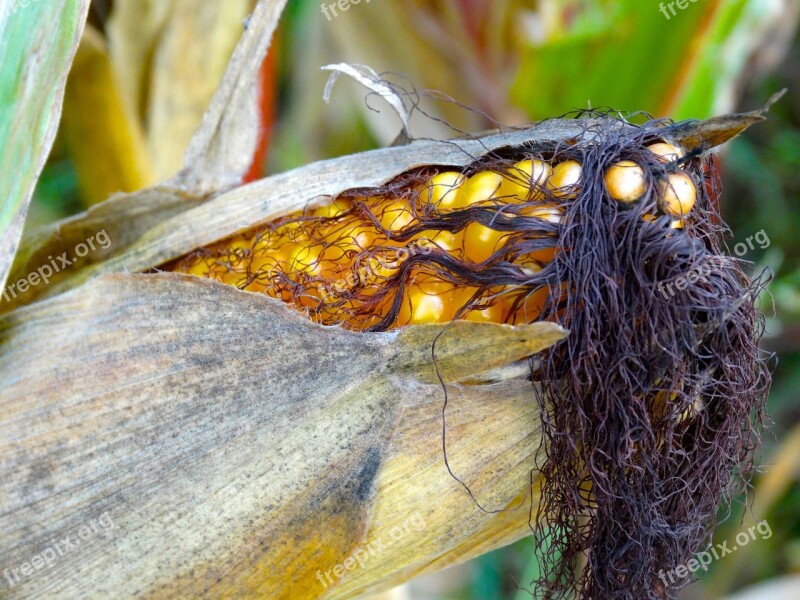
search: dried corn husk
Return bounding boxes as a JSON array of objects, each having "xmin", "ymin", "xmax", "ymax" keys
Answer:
[{"xmin": 0, "ymin": 273, "xmax": 565, "ymax": 598}]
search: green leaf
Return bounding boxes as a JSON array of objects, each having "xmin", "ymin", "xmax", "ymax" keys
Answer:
[
  {"xmin": 0, "ymin": 0, "xmax": 90, "ymax": 289},
  {"xmin": 510, "ymin": 0, "xmax": 776, "ymax": 121}
]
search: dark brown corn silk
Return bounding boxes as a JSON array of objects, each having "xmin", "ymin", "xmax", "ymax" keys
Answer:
[{"xmin": 166, "ymin": 111, "xmax": 771, "ymax": 599}]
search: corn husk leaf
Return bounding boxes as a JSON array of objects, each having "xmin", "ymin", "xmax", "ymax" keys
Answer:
[
  {"xmin": 0, "ymin": 272, "xmax": 566, "ymax": 598},
  {"xmin": 2, "ymin": 0, "xmax": 286, "ymax": 310},
  {"xmin": 61, "ymin": 25, "xmax": 153, "ymax": 206},
  {"xmin": 0, "ymin": 0, "xmax": 90, "ymax": 291},
  {"xmin": 107, "ymin": 0, "xmax": 255, "ymax": 183}
]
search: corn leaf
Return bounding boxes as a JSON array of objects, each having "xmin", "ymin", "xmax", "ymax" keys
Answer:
[
  {"xmin": 0, "ymin": 273, "xmax": 566, "ymax": 598},
  {"xmin": 0, "ymin": 0, "xmax": 90, "ymax": 290},
  {"xmin": 510, "ymin": 0, "xmax": 784, "ymax": 120},
  {"xmin": 179, "ymin": 0, "xmax": 287, "ymax": 193},
  {"xmin": 61, "ymin": 25, "xmax": 153, "ymax": 206},
  {"xmin": 2, "ymin": 0, "xmax": 287, "ymax": 311},
  {"xmin": 107, "ymin": 0, "xmax": 255, "ymax": 182}
]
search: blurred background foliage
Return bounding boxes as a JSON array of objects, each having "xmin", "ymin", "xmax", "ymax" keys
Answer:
[{"xmin": 29, "ymin": 0, "xmax": 800, "ymax": 598}]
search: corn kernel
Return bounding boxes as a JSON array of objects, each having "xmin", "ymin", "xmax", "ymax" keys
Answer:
[
  {"xmin": 547, "ymin": 160, "xmax": 582, "ymax": 198},
  {"xmin": 378, "ymin": 200, "xmax": 415, "ymax": 233},
  {"xmin": 313, "ymin": 197, "xmax": 351, "ymax": 219},
  {"xmin": 464, "ymin": 222, "xmax": 510, "ymax": 263},
  {"xmin": 460, "ymin": 287, "xmax": 508, "ymax": 322},
  {"xmin": 658, "ymin": 172, "xmax": 696, "ymax": 217},
  {"xmin": 421, "ymin": 171, "xmax": 466, "ymax": 208},
  {"xmin": 509, "ymin": 286, "xmax": 550, "ymax": 324},
  {"xmin": 412, "ymin": 230, "xmax": 462, "ymax": 254},
  {"xmin": 288, "ymin": 242, "xmax": 325, "ymax": 276},
  {"xmin": 444, "ymin": 171, "xmax": 503, "ymax": 210},
  {"xmin": 397, "ymin": 283, "xmax": 460, "ymax": 325},
  {"xmin": 520, "ymin": 204, "xmax": 563, "ymax": 223},
  {"xmin": 605, "ymin": 160, "xmax": 646, "ymax": 203},
  {"xmin": 498, "ymin": 159, "xmax": 553, "ymax": 201},
  {"xmin": 324, "ymin": 221, "xmax": 378, "ymax": 253},
  {"xmin": 647, "ymin": 142, "xmax": 684, "ymax": 163}
]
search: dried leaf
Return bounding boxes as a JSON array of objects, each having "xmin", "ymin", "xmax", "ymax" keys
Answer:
[
  {"xmin": 106, "ymin": 0, "xmax": 172, "ymax": 119},
  {"xmin": 0, "ymin": 273, "xmax": 566, "ymax": 598},
  {"xmin": 178, "ymin": 0, "xmax": 288, "ymax": 193},
  {"xmin": 143, "ymin": 0, "xmax": 255, "ymax": 180},
  {"xmin": 2, "ymin": 0, "xmax": 287, "ymax": 310},
  {"xmin": 61, "ymin": 25, "xmax": 153, "ymax": 206}
]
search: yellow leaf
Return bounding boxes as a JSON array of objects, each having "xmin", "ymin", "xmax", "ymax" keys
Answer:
[{"xmin": 61, "ymin": 25, "xmax": 153, "ymax": 206}]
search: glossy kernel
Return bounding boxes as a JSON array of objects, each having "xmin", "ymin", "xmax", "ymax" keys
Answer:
[
  {"xmin": 397, "ymin": 284, "xmax": 460, "ymax": 325},
  {"xmin": 378, "ymin": 200, "xmax": 415, "ymax": 233},
  {"xmin": 605, "ymin": 160, "xmax": 646, "ymax": 203},
  {"xmin": 647, "ymin": 142, "xmax": 684, "ymax": 163},
  {"xmin": 413, "ymin": 229, "xmax": 463, "ymax": 254},
  {"xmin": 464, "ymin": 222, "xmax": 510, "ymax": 263},
  {"xmin": 547, "ymin": 160, "xmax": 582, "ymax": 198},
  {"xmin": 498, "ymin": 159, "xmax": 553, "ymax": 201},
  {"xmin": 313, "ymin": 197, "xmax": 351, "ymax": 219},
  {"xmin": 422, "ymin": 171, "xmax": 466, "ymax": 208},
  {"xmin": 450, "ymin": 171, "xmax": 504, "ymax": 209},
  {"xmin": 658, "ymin": 172, "xmax": 697, "ymax": 217}
]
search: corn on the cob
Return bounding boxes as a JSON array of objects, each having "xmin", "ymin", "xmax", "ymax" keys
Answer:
[
  {"xmin": 164, "ymin": 109, "xmax": 771, "ymax": 600},
  {"xmin": 169, "ymin": 141, "xmax": 695, "ymax": 331}
]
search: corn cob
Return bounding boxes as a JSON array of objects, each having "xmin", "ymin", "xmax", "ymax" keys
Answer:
[
  {"xmin": 169, "ymin": 142, "xmax": 691, "ymax": 331},
  {"xmin": 162, "ymin": 106, "xmax": 773, "ymax": 600}
]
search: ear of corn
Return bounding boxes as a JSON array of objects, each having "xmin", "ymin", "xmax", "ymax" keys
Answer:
[{"xmin": 169, "ymin": 141, "xmax": 697, "ymax": 331}]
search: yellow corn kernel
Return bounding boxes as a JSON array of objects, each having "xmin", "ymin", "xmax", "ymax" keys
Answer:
[
  {"xmin": 322, "ymin": 220, "xmax": 379, "ymax": 253},
  {"xmin": 397, "ymin": 280, "xmax": 460, "ymax": 325},
  {"xmin": 186, "ymin": 258, "xmax": 214, "ymax": 278},
  {"xmin": 464, "ymin": 222, "xmax": 510, "ymax": 263},
  {"xmin": 359, "ymin": 248, "xmax": 405, "ymax": 285},
  {"xmin": 520, "ymin": 204, "xmax": 563, "ymax": 223},
  {"xmin": 460, "ymin": 287, "xmax": 508, "ymax": 323},
  {"xmin": 508, "ymin": 286, "xmax": 550, "ymax": 324},
  {"xmin": 312, "ymin": 197, "xmax": 351, "ymax": 219},
  {"xmin": 647, "ymin": 142, "xmax": 684, "ymax": 163},
  {"xmin": 658, "ymin": 172, "xmax": 696, "ymax": 217},
  {"xmin": 288, "ymin": 241, "xmax": 329, "ymax": 277},
  {"xmin": 378, "ymin": 199, "xmax": 415, "ymax": 233},
  {"xmin": 441, "ymin": 171, "xmax": 503, "ymax": 210},
  {"xmin": 498, "ymin": 159, "xmax": 553, "ymax": 201},
  {"xmin": 605, "ymin": 160, "xmax": 646, "ymax": 203},
  {"xmin": 522, "ymin": 244, "xmax": 557, "ymax": 266},
  {"xmin": 421, "ymin": 171, "xmax": 466, "ymax": 208},
  {"xmin": 547, "ymin": 160, "xmax": 582, "ymax": 198},
  {"xmin": 412, "ymin": 229, "xmax": 463, "ymax": 254}
]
